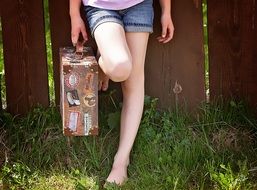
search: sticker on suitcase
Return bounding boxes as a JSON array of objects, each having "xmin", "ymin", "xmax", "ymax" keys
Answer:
[{"xmin": 66, "ymin": 90, "xmax": 80, "ymax": 107}]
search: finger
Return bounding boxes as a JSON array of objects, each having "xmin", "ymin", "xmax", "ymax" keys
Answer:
[
  {"xmin": 158, "ymin": 38, "xmax": 166, "ymax": 43},
  {"xmin": 157, "ymin": 37, "xmax": 167, "ymax": 43},
  {"xmin": 163, "ymin": 35, "xmax": 171, "ymax": 43},
  {"xmin": 157, "ymin": 36, "xmax": 166, "ymax": 41},
  {"xmin": 163, "ymin": 37, "xmax": 171, "ymax": 43},
  {"xmin": 157, "ymin": 36, "xmax": 164, "ymax": 41},
  {"xmin": 71, "ymin": 29, "xmax": 79, "ymax": 46},
  {"xmin": 76, "ymin": 41, "xmax": 84, "ymax": 52},
  {"xmin": 163, "ymin": 29, "xmax": 172, "ymax": 43},
  {"xmin": 81, "ymin": 27, "xmax": 88, "ymax": 42},
  {"xmin": 162, "ymin": 24, "xmax": 168, "ymax": 38},
  {"xmin": 164, "ymin": 27, "xmax": 175, "ymax": 43},
  {"xmin": 169, "ymin": 27, "xmax": 175, "ymax": 40}
]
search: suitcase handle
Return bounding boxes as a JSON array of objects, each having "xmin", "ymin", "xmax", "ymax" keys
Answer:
[
  {"xmin": 75, "ymin": 41, "xmax": 84, "ymax": 53},
  {"xmin": 74, "ymin": 41, "xmax": 85, "ymax": 59}
]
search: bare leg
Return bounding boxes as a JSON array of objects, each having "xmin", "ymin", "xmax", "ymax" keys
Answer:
[
  {"xmin": 94, "ymin": 23, "xmax": 132, "ymax": 84},
  {"xmin": 94, "ymin": 22, "xmax": 149, "ymax": 185},
  {"xmin": 106, "ymin": 32, "xmax": 149, "ymax": 185}
]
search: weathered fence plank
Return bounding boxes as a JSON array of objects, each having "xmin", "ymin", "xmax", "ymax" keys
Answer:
[
  {"xmin": 208, "ymin": 0, "xmax": 257, "ymax": 111},
  {"xmin": 1, "ymin": 0, "xmax": 49, "ymax": 115},
  {"xmin": 145, "ymin": 0, "xmax": 205, "ymax": 109},
  {"xmin": 48, "ymin": 0, "xmax": 71, "ymax": 107}
]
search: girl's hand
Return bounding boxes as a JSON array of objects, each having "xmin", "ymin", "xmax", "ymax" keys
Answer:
[
  {"xmin": 157, "ymin": 13, "xmax": 174, "ymax": 43},
  {"xmin": 70, "ymin": 16, "xmax": 88, "ymax": 46}
]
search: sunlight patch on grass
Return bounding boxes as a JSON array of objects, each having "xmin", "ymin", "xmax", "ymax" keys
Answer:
[{"xmin": 31, "ymin": 173, "xmax": 98, "ymax": 190}]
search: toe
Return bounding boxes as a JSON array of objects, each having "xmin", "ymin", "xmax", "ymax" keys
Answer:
[{"xmin": 102, "ymin": 80, "xmax": 109, "ymax": 91}]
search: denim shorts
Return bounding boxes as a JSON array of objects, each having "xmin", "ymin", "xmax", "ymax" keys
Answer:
[{"xmin": 84, "ymin": 0, "xmax": 154, "ymax": 38}]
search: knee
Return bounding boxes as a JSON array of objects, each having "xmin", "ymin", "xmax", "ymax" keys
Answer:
[{"xmin": 106, "ymin": 57, "xmax": 132, "ymax": 82}]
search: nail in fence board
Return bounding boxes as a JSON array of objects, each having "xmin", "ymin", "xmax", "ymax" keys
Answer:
[{"xmin": 145, "ymin": 0, "xmax": 205, "ymax": 110}]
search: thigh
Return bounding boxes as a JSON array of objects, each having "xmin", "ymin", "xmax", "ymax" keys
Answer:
[
  {"xmin": 94, "ymin": 22, "xmax": 132, "ymax": 67},
  {"xmin": 84, "ymin": 6, "xmax": 132, "ymax": 66},
  {"xmin": 125, "ymin": 32, "xmax": 149, "ymax": 76}
]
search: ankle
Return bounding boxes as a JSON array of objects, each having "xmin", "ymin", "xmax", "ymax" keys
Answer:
[{"xmin": 113, "ymin": 154, "xmax": 130, "ymax": 168}]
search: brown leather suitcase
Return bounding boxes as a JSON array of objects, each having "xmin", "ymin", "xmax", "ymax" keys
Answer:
[{"xmin": 60, "ymin": 46, "xmax": 98, "ymax": 136}]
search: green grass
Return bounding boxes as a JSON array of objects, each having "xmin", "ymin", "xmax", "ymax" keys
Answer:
[
  {"xmin": 0, "ymin": 94, "xmax": 257, "ymax": 190},
  {"xmin": 202, "ymin": 0, "xmax": 210, "ymax": 100}
]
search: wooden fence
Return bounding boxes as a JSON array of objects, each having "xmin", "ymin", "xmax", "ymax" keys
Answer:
[
  {"xmin": 208, "ymin": 0, "xmax": 257, "ymax": 110},
  {"xmin": 0, "ymin": 0, "xmax": 256, "ymax": 116}
]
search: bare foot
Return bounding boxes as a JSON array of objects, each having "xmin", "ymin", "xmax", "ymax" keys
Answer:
[
  {"xmin": 105, "ymin": 156, "xmax": 130, "ymax": 186},
  {"xmin": 98, "ymin": 66, "xmax": 109, "ymax": 91},
  {"xmin": 106, "ymin": 164, "xmax": 128, "ymax": 186}
]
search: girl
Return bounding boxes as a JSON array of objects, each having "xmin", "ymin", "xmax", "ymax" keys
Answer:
[{"xmin": 69, "ymin": 0, "xmax": 174, "ymax": 185}]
